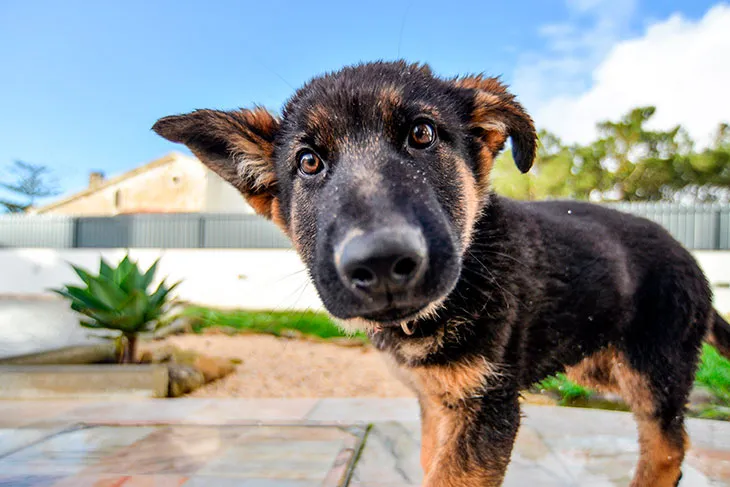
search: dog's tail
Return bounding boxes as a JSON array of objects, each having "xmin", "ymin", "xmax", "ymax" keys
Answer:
[{"xmin": 708, "ymin": 310, "xmax": 730, "ymax": 359}]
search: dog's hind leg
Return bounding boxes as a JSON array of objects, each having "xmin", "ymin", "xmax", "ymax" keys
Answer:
[
  {"xmin": 567, "ymin": 347, "xmax": 691, "ymax": 487},
  {"xmin": 615, "ymin": 357, "xmax": 689, "ymax": 487}
]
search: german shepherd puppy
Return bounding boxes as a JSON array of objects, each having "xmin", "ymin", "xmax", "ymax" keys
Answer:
[{"xmin": 153, "ymin": 61, "xmax": 730, "ymax": 487}]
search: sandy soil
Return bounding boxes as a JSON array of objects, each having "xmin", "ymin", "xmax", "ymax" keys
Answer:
[{"xmin": 146, "ymin": 334, "xmax": 414, "ymax": 398}]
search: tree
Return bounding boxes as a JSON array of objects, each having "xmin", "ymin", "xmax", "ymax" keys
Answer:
[
  {"xmin": 492, "ymin": 130, "xmax": 578, "ymax": 200},
  {"xmin": 0, "ymin": 161, "xmax": 60, "ymax": 212},
  {"xmin": 492, "ymin": 108, "xmax": 730, "ymax": 203},
  {"xmin": 675, "ymin": 123, "xmax": 730, "ymax": 202}
]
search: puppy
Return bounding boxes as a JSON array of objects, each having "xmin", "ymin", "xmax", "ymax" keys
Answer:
[{"xmin": 153, "ymin": 61, "xmax": 730, "ymax": 487}]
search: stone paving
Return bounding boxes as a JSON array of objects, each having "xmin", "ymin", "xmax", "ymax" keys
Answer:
[{"xmin": 0, "ymin": 398, "xmax": 728, "ymax": 486}]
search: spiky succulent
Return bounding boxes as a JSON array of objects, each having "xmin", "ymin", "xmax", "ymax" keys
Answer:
[{"xmin": 52, "ymin": 255, "xmax": 179, "ymax": 336}]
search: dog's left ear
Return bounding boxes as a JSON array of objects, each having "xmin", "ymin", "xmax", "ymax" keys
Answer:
[
  {"xmin": 454, "ymin": 76, "xmax": 537, "ymax": 173},
  {"xmin": 152, "ymin": 107, "xmax": 280, "ymax": 219}
]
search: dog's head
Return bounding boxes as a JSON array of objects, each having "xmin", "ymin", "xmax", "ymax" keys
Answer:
[{"xmin": 153, "ymin": 61, "xmax": 536, "ymax": 332}]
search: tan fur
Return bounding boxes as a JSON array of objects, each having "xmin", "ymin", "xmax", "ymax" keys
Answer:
[
  {"xmin": 455, "ymin": 155, "xmax": 482, "ymax": 248},
  {"xmin": 383, "ymin": 353, "xmax": 497, "ymax": 407},
  {"xmin": 452, "ymin": 75, "xmax": 537, "ymax": 179},
  {"xmin": 453, "ymin": 75, "xmax": 511, "ymax": 95},
  {"xmin": 632, "ymin": 419, "xmax": 686, "ymax": 487},
  {"xmin": 567, "ymin": 347, "xmax": 686, "ymax": 487},
  {"xmin": 227, "ymin": 108, "xmax": 279, "ymax": 190},
  {"xmin": 305, "ymin": 104, "xmax": 336, "ymax": 149},
  {"xmin": 269, "ymin": 197, "xmax": 286, "ymax": 233},
  {"xmin": 245, "ymin": 193, "xmax": 274, "ymax": 219},
  {"xmin": 413, "ymin": 357, "xmax": 495, "ymax": 404},
  {"xmin": 566, "ymin": 347, "xmax": 654, "ymax": 413},
  {"xmin": 378, "ymin": 85, "xmax": 403, "ymax": 127},
  {"xmin": 419, "ymin": 399, "xmax": 439, "ymax": 475},
  {"xmin": 396, "ymin": 327, "xmax": 446, "ymax": 364},
  {"xmin": 387, "ymin": 355, "xmax": 505, "ymax": 486},
  {"xmin": 422, "ymin": 396, "xmax": 505, "ymax": 487},
  {"xmin": 289, "ymin": 179, "xmax": 309, "ymax": 257}
]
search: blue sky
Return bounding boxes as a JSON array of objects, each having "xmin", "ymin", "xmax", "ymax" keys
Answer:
[{"xmin": 0, "ymin": 0, "xmax": 726, "ymax": 203}]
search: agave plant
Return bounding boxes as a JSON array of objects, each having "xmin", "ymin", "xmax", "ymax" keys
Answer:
[{"xmin": 52, "ymin": 255, "xmax": 180, "ymax": 364}]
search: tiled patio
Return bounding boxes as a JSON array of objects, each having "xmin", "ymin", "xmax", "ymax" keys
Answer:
[{"xmin": 0, "ymin": 398, "xmax": 728, "ymax": 486}]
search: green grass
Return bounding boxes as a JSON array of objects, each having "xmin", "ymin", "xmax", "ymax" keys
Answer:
[
  {"xmin": 536, "ymin": 373, "xmax": 594, "ymax": 405},
  {"xmin": 181, "ymin": 307, "xmax": 359, "ymax": 339},
  {"xmin": 695, "ymin": 343, "xmax": 730, "ymax": 403},
  {"xmin": 538, "ymin": 344, "xmax": 730, "ymax": 408}
]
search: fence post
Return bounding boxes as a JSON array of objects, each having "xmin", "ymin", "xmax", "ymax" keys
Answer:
[
  {"xmin": 198, "ymin": 215, "xmax": 206, "ymax": 249},
  {"xmin": 72, "ymin": 217, "xmax": 80, "ymax": 248},
  {"xmin": 715, "ymin": 209, "xmax": 723, "ymax": 251}
]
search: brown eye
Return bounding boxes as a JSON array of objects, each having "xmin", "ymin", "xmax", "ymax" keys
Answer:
[
  {"xmin": 298, "ymin": 150, "xmax": 324, "ymax": 176},
  {"xmin": 408, "ymin": 121, "xmax": 436, "ymax": 149}
]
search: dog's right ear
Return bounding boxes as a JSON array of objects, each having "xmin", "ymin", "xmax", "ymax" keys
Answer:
[{"xmin": 152, "ymin": 108, "xmax": 280, "ymax": 219}]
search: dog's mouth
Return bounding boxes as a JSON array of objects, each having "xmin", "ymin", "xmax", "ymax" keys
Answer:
[{"xmin": 360, "ymin": 303, "xmax": 428, "ymax": 325}]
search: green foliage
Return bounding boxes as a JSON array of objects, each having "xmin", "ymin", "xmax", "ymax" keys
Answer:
[
  {"xmin": 695, "ymin": 344, "xmax": 730, "ymax": 403},
  {"xmin": 182, "ymin": 307, "xmax": 365, "ymax": 340},
  {"xmin": 492, "ymin": 109, "xmax": 730, "ymax": 202},
  {"xmin": 52, "ymin": 255, "xmax": 179, "ymax": 362}
]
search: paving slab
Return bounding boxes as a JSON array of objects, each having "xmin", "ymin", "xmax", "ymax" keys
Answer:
[{"xmin": 0, "ymin": 424, "xmax": 366, "ymax": 486}]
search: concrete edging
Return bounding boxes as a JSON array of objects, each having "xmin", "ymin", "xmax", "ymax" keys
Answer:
[{"xmin": 0, "ymin": 364, "xmax": 169, "ymax": 399}]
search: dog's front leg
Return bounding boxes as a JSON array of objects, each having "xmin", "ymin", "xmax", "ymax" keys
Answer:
[{"xmin": 422, "ymin": 389, "xmax": 520, "ymax": 487}]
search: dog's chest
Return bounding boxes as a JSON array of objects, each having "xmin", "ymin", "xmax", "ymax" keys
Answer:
[{"xmin": 382, "ymin": 352, "xmax": 496, "ymax": 405}]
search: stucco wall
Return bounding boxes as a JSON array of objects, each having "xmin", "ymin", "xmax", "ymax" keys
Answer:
[{"xmin": 204, "ymin": 170, "xmax": 255, "ymax": 214}]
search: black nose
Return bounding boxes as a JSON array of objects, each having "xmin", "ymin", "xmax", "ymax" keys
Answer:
[{"xmin": 335, "ymin": 227, "xmax": 428, "ymax": 295}]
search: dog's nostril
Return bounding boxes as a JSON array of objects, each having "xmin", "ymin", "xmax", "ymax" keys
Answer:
[
  {"xmin": 392, "ymin": 256, "xmax": 418, "ymax": 279},
  {"xmin": 350, "ymin": 267, "xmax": 377, "ymax": 287}
]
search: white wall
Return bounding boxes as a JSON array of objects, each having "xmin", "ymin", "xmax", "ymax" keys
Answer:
[
  {"xmin": 1, "ymin": 249, "xmax": 729, "ymax": 314},
  {"xmin": 2, "ymin": 248, "xmax": 323, "ymax": 311},
  {"xmin": 0, "ymin": 300, "xmax": 104, "ymax": 359},
  {"xmin": 690, "ymin": 251, "xmax": 730, "ymax": 315}
]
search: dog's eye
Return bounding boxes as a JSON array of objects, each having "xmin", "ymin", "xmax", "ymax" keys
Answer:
[
  {"xmin": 297, "ymin": 150, "xmax": 324, "ymax": 176},
  {"xmin": 408, "ymin": 121, "xmax": 437, "ymax": 149}
]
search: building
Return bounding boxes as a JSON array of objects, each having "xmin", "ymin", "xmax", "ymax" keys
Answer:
[{"xmin": 30, "ymin": 152, "xmax": 253, "ymax": 216}]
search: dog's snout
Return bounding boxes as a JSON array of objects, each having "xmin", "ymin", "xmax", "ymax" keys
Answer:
[{"xmin": 336, "ymin": 227, "xmax": 428, "ymax": 295}]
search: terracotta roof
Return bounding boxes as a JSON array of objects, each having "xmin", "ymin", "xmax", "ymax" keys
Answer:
[{"xmin": 32, "ymin": 152, "xmax": 190, "ymax": 214}]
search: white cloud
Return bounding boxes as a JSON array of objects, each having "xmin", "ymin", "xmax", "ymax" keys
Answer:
[
  {"xmin": 513, "ymin": 0, "xmax": 637, "ymax": 108},
  {"xmin": 526, "ymin": 4, "xmax": 730, "ymax": 148}
]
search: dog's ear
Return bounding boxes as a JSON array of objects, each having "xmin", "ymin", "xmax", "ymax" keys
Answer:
[
  {"xmin": 152, "ymin": 107, "xmax": 280, "ymax": 219},
  {"xmin": 454, "ymin": 76, "xmax": 537, "ymax": 174}
]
